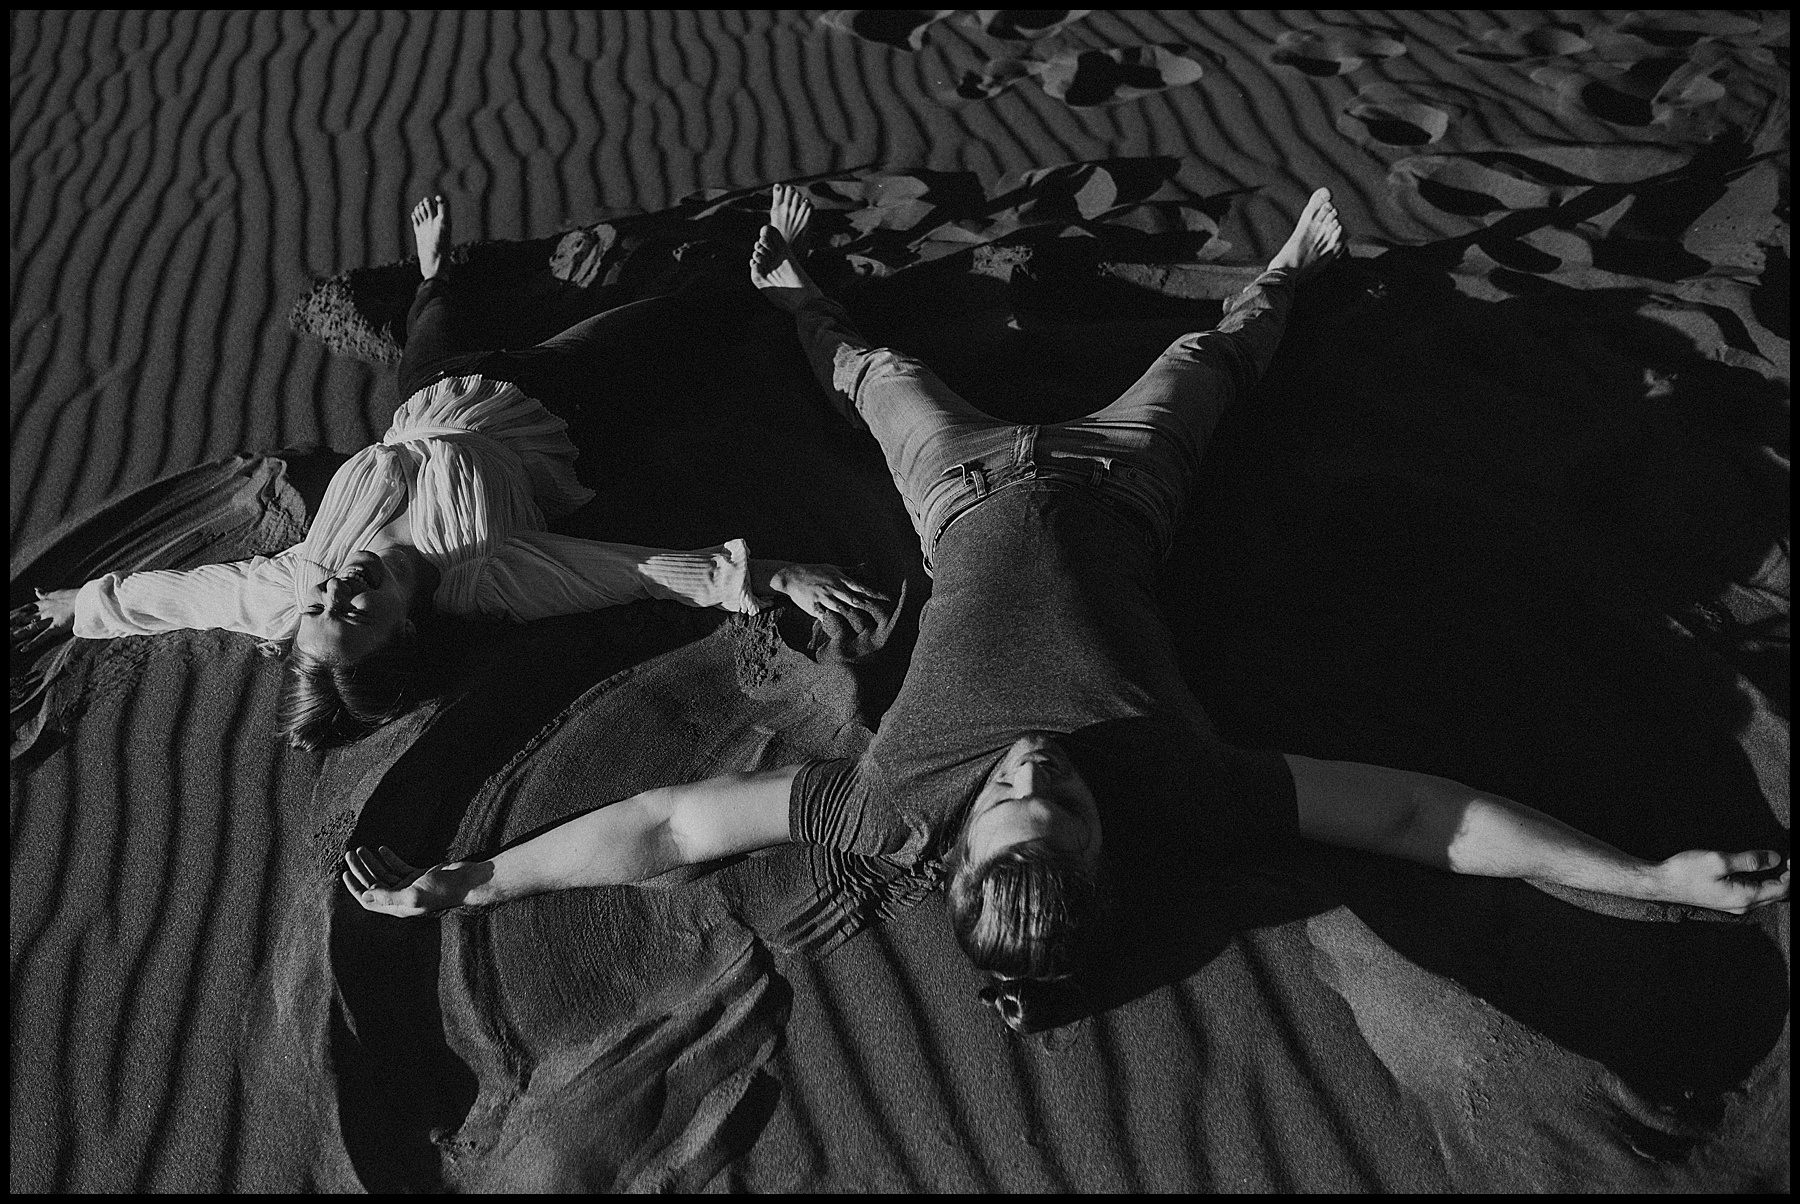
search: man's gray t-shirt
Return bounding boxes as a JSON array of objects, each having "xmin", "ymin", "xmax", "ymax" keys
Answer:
[{"xmin": 789, "ymin": 481, "xmax": 1297, "ymax": 873}]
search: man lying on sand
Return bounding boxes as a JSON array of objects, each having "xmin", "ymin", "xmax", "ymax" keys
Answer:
[
  {"xmin": 343, "ymin": 185, "xmax": 1790, "ymax": 1031},
  {"xmin": 10, "ymin": 194, "xmax": 885, "ymax": 750}
]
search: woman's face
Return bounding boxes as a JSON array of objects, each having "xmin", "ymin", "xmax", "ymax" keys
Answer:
[{"xmin": 292, "ymin": 547, "xmax": 421, "ymax": 664}]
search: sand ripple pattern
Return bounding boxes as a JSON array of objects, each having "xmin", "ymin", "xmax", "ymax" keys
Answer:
[{"xmin": 9, "ymin": 8, "xmax": 1790, "ymax": 1193}]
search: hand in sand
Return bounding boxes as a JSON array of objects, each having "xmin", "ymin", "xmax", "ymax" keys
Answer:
[
  {"xmin": 341, "ymin": 845, "xmax": 483, "ymax": 918},
  {"xmin": 1268, "ymin": 186, "xmax": 1345, "ymax": 282},
  {"xmin": 411, "ymin": 194, "xmax": 451, "ymax": 281},
  {"xmin": 766, "ymin": 563, "xmax": 892, "ymax": 624},
  {"xmin": 1651, "ymin": 849, "xmax": 1790, "ymax": 914},
  {"xmin": 10, "ymin": 587, "xmax": 77, "ymax": 655},
  {"xmin": 749, "ymin": 183, "xmax": 825, "ymax": 312}
]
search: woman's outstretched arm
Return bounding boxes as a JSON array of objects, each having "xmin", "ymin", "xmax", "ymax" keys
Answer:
[
  {"xmin": 342, "ymin": 764, "xmax": 804, "ymax": 918},
  {"xmin": 11, "ymin": 558, "xmax": 297, "ymax": 650},
  {"xmin": 1285, "ymin": 754, "xmax": 1791, "ymax": 914},
  {"xmin": 487, "ymin": 532, "xmax": 888, "ymax": 623}
]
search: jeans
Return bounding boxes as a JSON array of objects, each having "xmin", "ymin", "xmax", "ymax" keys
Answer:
[
  {"xmin": 395, "ymin": 263, "xmax": 752, "ymax": 414},
  {"xmin": 792, "ymin": 269, "xmax": 1295, "ymax": 571}
]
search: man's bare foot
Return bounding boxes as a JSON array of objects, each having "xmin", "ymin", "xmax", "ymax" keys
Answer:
[
  {"xmin": 750, "ymin": 183, "xmax": 824, "ymax": 312},
  {"xmin": 1268, "ymin": 187, "xmax": 1343, "ymax": 281},
  {"xmin": 412, "ymin": 194, "xmax": 451, "ymax": 280}
]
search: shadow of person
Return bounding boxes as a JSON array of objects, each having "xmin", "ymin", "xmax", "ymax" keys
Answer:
[{"xmin": 1135, "ymin": 243, "xmax": 1788, "ymax": 1103}]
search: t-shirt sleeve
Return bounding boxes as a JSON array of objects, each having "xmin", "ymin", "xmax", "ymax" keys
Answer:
[
  {"xmin": 789, "ymin": 757, "xmax": 885, "ymax": 854},
  {"xmin": 1214, "ymin": 745, "xmax": 1301, "ymax": 844},
  {"xmin": 72, "ymin": 556, "xmax": 299, "ymax": 640},
  {"xmin": 477, "ymin": 531, "xmax": 761, "ymax": 621}
]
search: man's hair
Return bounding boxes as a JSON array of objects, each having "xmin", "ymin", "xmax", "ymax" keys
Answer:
[
  {"xmin": 945, "ymin": 837, "xmax": 1101, "ymax": 982},
  {"xmin": 279, "ymin": 629, "xmax": 440, "ymax": 751}
]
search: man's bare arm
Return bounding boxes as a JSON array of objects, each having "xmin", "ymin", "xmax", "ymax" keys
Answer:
[
  {"xmin": 342, "ymin": 765, "xmax": 803, "ymax": 918},
  {"xmin": 1285, "ymin": 754, "xmax": 1790, "ymax": 914}
]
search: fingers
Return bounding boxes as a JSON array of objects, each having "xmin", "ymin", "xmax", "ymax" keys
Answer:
[
  {"xmin": 1723, "ymin": 849, "xmax": 1786, "ymax": 875},
  {"xmin": 17, "ymin": 626, "xmax": 60, "ymax": 655},
  {"xmin": 376, "ymin": 845, "xmax": 417, "ymax": 880},
  {"xmin": 345, "ymin": 845, "xmax": 411, "ymax": 890},
  {"xmin": 343, "ymin": 847, "xmax": 378, "ymax": 890},
  {"xmin": 816, "ymin": 567, "xmax": 891, "ymax": 602}
]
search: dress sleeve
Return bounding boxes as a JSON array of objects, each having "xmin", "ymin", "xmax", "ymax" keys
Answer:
[
  {"xmin": 72, "ymin": 556, "xmax": 299, "ymax": 640},
  {"xmin": 476, "ymin": 531, "xmax": 762, "ymax": 621}
]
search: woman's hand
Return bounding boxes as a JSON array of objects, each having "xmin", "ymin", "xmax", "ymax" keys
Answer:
[
  {"xmin": 340, "ymin": 845, "xmax": 489, "ymax": 918},
  {"xmin": 10, "ymin": 588, "xmax": 78, "ymax": 655},
  {"xmin": 766, "ymin": 563, "xmax": 890, "ymax": 623},
  {"xmin": 1650, "ymin": 849, "xmax": 1790, "ymax": 914}
]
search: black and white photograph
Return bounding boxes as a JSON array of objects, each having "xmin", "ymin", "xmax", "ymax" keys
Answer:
[{"xmin": 11, "ymin": 9, "xmax": 1790, "ymax": 1192}]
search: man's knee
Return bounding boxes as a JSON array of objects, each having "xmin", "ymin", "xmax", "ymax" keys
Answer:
[
  {"xmin": 830, "ymin": 344, "xmax": 931, "ymax": 403},
  {"xmin": 1159, "ymin": 330, "xmax": 1260, "ymax": 397}
]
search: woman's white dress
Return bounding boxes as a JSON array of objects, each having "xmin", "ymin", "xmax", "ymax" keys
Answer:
[{"xmin": 73, "ymin": 376, "xmax": 759, "ymax": 639}]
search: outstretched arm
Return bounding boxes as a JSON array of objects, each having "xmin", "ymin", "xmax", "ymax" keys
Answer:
[
  {"xmin": 342, "ymin": 764, "xmax": 803, "ymax": 917},
  {"xmin": 1286, "ymin": 754, "xmax": 1791, "ymax": 914},
  {"xmin": 12, "ymin": 557, "xmax": 296, "ymax": 649},
  {"xmin": 490, "ymin": 532, "xmax": 888, "ymax": 624}
]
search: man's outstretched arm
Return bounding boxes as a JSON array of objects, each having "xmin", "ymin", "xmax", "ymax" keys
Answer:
[
  {"xmin": 341, "ymin": 765, "xmax": 803, "ymax": 918},
  {"xmin": 1285, "ymin": 754, "xmax": 1791, "ymax": 914}
]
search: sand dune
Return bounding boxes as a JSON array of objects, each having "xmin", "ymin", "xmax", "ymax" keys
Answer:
[{"xmin": 10, "ymin": 8, "xmax": 1789, "ymax": 1193}]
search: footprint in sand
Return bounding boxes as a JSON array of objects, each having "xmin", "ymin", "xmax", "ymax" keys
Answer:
[
  {"xmin": 818, "ymin": 9, "xmax": 953, "ymax": 53},
  {"xmin": 1531, "ymin": 53, "xmax": 1729, "ymax": 131},
  {"xmin": 1516, "ymin": 11, "xmax": 1782, "ymax": 131},
  {"xmin": 1267, "ymin": 27, "xmax": 1405, "ymax": 77},
  {"xmin": 1389, "ymin": 155, "xmax": 1582, "ymax": 219},
  {"xmin": 1390, "ymin": 145, "xmax": 1696, "ymax": 223},
  {"xmin": 970, "ymin": 10, "xmax": 1091, "ymax": 41},
  {"xmin": 1386, "ymin": 146, "xmax": 1718, "ymax": 277},
  {"xmin": 1600, "ymin": 11, "xmax": 1766, "ymax": 51},
  {"xmin": 1453, "ymin": 23, "xmax": 1591, "ymax": 63},
  {"xmin": 957, "ymin": 44, "xmax": 1206, "ymax": 107},
  {"xmin": 1337, "ymin": 83, "xmax": 1454, "ymax": 147}
]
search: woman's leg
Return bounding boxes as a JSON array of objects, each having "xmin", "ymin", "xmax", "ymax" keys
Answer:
[
  {"xmin": 490, "ymin": 258, "xmax": 758, "ymax": 413},
  {"xmin": 394, "ymin": 195, "xmax": 497, "ymax": 400}
]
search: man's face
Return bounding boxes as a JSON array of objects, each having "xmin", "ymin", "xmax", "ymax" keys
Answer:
[
  {"xmin": 962, "ymin": 732, "xmax": 1102, "ymax": 869},
  {"xmin": 292, "ymin": 547, "xmax": 420, "ymax": 664}
]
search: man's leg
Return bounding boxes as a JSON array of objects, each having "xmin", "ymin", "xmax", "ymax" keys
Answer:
[
  {"xmin": 1054, "ymin": 188, "xmax": 1343, "ymax": 533},
  {"xmin": 753, "ymin": 185, "xmax": 1011, "ymax": 548}
]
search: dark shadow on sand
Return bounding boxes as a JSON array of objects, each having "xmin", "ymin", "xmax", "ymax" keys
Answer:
[
  {"xmin": 837, "ymin": 215, "xmax": 1788, "ymax": 1102},
  {"xmin": 299, "ymin": 156, "xmax": 1785, "ymax": 1177}
]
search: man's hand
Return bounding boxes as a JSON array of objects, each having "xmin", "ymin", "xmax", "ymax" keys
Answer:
[
  {"xmin": 10, "ymin": 587, "xmax": 77, "ymax": 655},
  {"xmin": 340, "ymin": 845, "xmax": 488, "ymax": 918},
  {"xmin": 1650, "ymin": 849, "xmax": 1790, "ymax": 914},
  {"xmin": 766, "ymin": 563, "xmax": 890, "ymax": 623}
]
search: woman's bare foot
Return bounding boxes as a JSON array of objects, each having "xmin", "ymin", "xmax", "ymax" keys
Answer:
[
  {"xmin": 750, "ymin": 184, "xmax": 824, "ymax": 312},
  {"xmin": 412, "ymin": 194, "xmax": 451, "ymax": 280},
  {"xmin": 1268, "ymin": 187, "xmax": 1343, "ymax": 281}
]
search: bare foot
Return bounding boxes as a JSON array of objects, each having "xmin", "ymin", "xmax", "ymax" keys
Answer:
[
  {"xmin": 750, "ymin": 184, "xmax": 824, "ymax": 312},
  {"xmin": 770, "ymin": 182, "xmax": 812, "ymax": 255},
  {"xmin": 1268, "ymin": 187, "xmax": 1343, "ymax": 281},
  {"xmin": 412, "ymin": 194, "xmax": 451, "ymax": 280}
]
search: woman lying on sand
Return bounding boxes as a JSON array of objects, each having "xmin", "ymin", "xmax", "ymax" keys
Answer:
[
  {"xmin": 342, "ymin": 186, "xmax": 1790, "ymax": 1030},
  {"xmin": 10, "ymin": 195, "xmax": 886, "ymax": 750}
]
